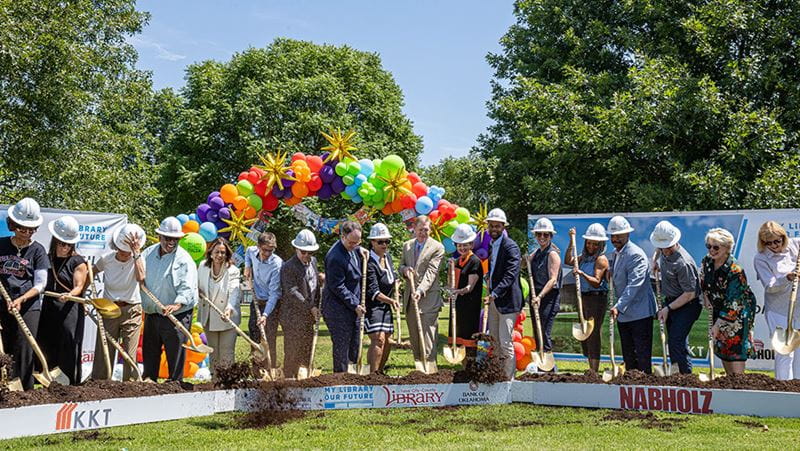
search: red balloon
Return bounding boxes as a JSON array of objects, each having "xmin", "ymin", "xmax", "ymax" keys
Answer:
[
  {"xmin": 513, "ymin": 342, "xmax": 526, "ymax": 361},
  {"xmin": 247, "ymin": 170, "xmax": 260, "ymax": 185},
  {"xmin": 250, "ymin": 167, "xmax": 265, "ymax": 178},
  {"xmin": 512, "ymin": 330, "xmax": 522, "ymax": 342},
  {"xmin": 291, "ymin": 152, "xmax": 306, "ymax": 162},
  {"xmin": 307, "ymin": 155, "xmax": 324, "ymax": 173},
  {"xmin": 381, "ymin": 204, "xmax": 393, "ymax": 215},
  {"xmin": 407, "ymin": 172, "xmax": 421, "ymax": 185},
  {"xmin": 429, "ymin": 210, "xmax": 440, "ymax": 222},
  {"xmin": 307, "ymin": 174, "xmax": 323, "ymax": 191},
  {"xmin": 412, "ymin": 181, "xmax": 428, "ymax": 198},
  {"xmin": 437, "ymin": 199, "xmax": 451, "ymax": 209},
  {"xmin": 390, "ymin": 197, "xmax": 404, "ymax": 212},
  {"xmin": 263, "ymin": 193, "xmax": 279, "ymax": 211},
  {"xmin": 237, "ymin": 171, "xmax": 249, "ymax": 181},
  {"xmin": 401, "ymin": 193, "xmax": 417, "ymax": 209},
  {"xmin": 519, "ymin": 311, "xmax": 527, "ymax": 321},
  {"xmin": 254, "ymin": 180, "xmax": 267, "ymax": 196}
]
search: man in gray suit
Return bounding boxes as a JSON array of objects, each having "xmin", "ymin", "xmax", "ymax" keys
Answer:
[
  {"xmin": 608, "ymin": 215, "xmax": 657, "ymax": 374},
  {"xmin": 400, "ymin": 215, "xmax": 445, "ymax": 373}
]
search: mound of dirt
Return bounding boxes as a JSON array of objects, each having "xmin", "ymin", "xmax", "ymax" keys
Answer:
[{"xmin": 602, "ymin": 409, "xmax": 687, "ymax": 431}]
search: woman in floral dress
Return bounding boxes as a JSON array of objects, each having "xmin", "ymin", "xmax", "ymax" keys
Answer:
[{"xmin": 700, "ymin": 228, "xmax": 756, "ymax": 375}]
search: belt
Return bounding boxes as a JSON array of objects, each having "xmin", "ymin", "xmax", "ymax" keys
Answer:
[
  {"xmin": 254, "ymin": 299, "xmax": 266, "ymax": 307},
  {"xmin": 114, "ymin": 301, "xmax": 132, "ymax": 307}
]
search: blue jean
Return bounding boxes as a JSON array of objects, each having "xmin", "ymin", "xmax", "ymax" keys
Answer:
[
  {"xmin": 529, "ymin": 290, "xmax": 560, "ymax": 352},
  {"xmin": 666, "ymin": 298, "xmax": 702, "ymax": 374}
]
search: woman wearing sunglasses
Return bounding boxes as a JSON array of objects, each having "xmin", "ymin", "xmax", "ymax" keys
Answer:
[
  {"xmin": 527, "ymin": 217, "xmax": 562, "ymax": 365},
  {"xmin": 753, "ymin": 221, "xmax": 800, "ymax": 380},
  {"xmin": 449, "ymin": 224, "xmax": 483, "ymax": 362},
  {"xmin": 700, "ymin": 228, "xmax": 756, "ymax": 375},
  {"xmin": 364, "ymin": 223, "xmax": 399, "ymax": 374}
]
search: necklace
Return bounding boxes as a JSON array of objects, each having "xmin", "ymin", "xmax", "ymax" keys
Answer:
[
  {"xmin": 211, "ymin": 264, "xmax": 224, "ymax": 282},
  {"xmin": 10, "ymin": 237, "xmax": 28, "ymax": 257}
]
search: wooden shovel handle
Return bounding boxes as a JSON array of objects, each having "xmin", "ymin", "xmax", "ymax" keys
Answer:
[
  {"xmin": 199, "ymin": 293, "xmax": 260, "ymax": 350},
  {"xmin": 140, "ymin": 286, "xmax": 194, "ymax": 341},
  {"xmin": 0, "ymin": 281, "xmax": 53, "ymax": 380}
]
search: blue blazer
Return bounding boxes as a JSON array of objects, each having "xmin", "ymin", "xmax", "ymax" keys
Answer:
[
  {"xmin": 489, "ymin": 235, "xmax": 524, "ymax": 314},
  {"xmin": 322, "ymin": 240, "xmax": 364, "ymax": 321},
  {"xmin": 610, "ymin": 240, "xmax": 657, "ymax": 322}
]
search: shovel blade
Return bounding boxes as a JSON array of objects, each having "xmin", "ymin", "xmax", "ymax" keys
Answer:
[
  {"xmin": 653, "ymin": 365, "xmax": 667, "ymax": 377},
  {"xmin": 358, "ymin": 364, "xmax": 371, "ymax": 375},
  {"xmin": 531, "ymin": 351, "xmax": 555, "ymax": 372},
  {"xmin": 771, "ymin": 328, "xmax": 800, "ymax": 355},
  {"xmin": 414, "ymin": 360, "xmax": 426, "ymax": 372},
  {"xmin": 183, "ymin": 343, "xmax": 214, "ymax": 354},
  {"xmin": 296, "ymin": 367, "xmax": 309, "ymax": 380},
  {"xmin": 347, "ymin": 363, "xmax": 358, "ymax": 374},
  {"xmin": 33, "ymin": 371, "xmax": 51, "ymax": 387},
  {"xmin": 250, "ymin": 344, "xmax": 268, "ymax": 362},
  {"xmin": 6, "ymin": 378, "xmax": 23, "ymax": 392},
  {"xmin": 571, "ymin": 319, "xmax": 594, "ymax": 342},
  {"xmin": 443, "ymin": 346, "xmax": 463, "ymax": 364}
]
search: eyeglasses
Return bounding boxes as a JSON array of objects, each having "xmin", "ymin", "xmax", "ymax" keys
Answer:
[
  {"xmin": 535, "ymin": 232, "xmax": 551, "ymax": 238},
  {"xmin": 705, "ymin": 243, "xmax": 721, "ymax": 251},
  {"xmin": 375, "ymin": 240, "xmax": 391, "ymax": 245},
  {"xmin": 162, "ymin": 236, "xmax": 179, "ymax": 243},
  {"xmin": 763, "ymin": 238, "xmax": 783, "ymax": 247},
  {"xmin": 15, "ymin": 226, "xmax": 37, "ymax": 234},
  {"xmin": 299, "ymin": 250, "xmax": 315, "ymax": 256}
]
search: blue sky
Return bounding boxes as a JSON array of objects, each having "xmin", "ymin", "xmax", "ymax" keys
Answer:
[{"xmin": 131, "ymin": 1, "xmax": 516, "ymax": 166}]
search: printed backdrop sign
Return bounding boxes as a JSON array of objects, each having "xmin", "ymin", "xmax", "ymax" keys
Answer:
[
  {"xmin": 1, "ymin": 205, "xmax": 128, "ymax": 381},
  {"xmin": 529, "ymin": 209, "xmax": 800, "ymax": 370}
]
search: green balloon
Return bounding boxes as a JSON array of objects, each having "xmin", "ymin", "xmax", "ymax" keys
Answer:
[
  {"xmin": 247, "ymin": 193, "xmax": 262, "ymax": 210},
  {"xmin": 341, "ymin": 191, "xmax": 352, "ymax": 200},
  {"xmin": 442, "ymin": 219, "xmax": 458, "ymax": 237},
  {"xmin": 179, "ymin": 232, "xmax": 207, "ymax": 262},
  {"xmin": 520, "ymin": 277, "xmax": 530, "ymax": 300},
  {"xmin": 347, "ymin": 161, "xmax": 361, "ymax": 175},
  {"xmin": 380, "ymin": 155, "xmax": 405, "ymax": 177},
  {"xmin": 358, "ymin": 185, "xmax": 370, "ymax": 197},
  {"xmin": 343, "ymin": 174, "xmax": 355, "ymax": 185},
  {"xmin": 335, "ymin": 162, "xmax": 348, "ymax": 176},
  {"xmin": 455, "ymin": 207, "xmax": 471, "ymax": 223},
  {"xmin": 237, "ymin": 180, "xmax": 254, "ymax": 197}
]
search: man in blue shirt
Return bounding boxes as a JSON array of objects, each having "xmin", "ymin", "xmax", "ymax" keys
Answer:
[
  {"xmin": 247, "ymin": 232, "xmax": 283, "ymax": 369},
  {"xmin": 142, "ymin": 217, "xmax": 198, "ymax": 382}
]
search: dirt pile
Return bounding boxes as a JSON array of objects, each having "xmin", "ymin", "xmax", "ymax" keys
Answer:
[
  {"xmin": 459, "ymin": 333, "xmax": 509, "ymax": 384},
  {"xmin": 237, "ymin": 385, "xmax": 306, "ymax": 428},
  {"xmin": 0, "ymin": 353, "xmax": 13, "ymax": 371},
  {"xmin": 602, "ymin": 409, "xmax": 687, "ymax": 431}
]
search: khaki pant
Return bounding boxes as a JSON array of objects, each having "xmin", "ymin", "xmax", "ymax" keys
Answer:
[
  {"xmin": 92, "ymin": 303, "xmax": 142, "ymax": 382},
  {"xmin": 488, "ymin": 301, "xmax": 517, "ymax": 379},
  {"xmin": 206, "ymin": 328, "xmax": 237, "ymax": 374},
  {"xmin": 406, "ymin": 302, "xmax": 440, "ymax": 369}
]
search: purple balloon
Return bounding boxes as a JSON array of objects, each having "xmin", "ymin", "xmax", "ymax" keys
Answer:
[
  {"xmin": 321, "ymin": 151, "xmax": 330, "ymax": 161},
  {"xmin": 218, "ymin": 207, "xmax": 231, "ymax": 220},
  {"xmin": 282, "ymin": 186, "xmax": 293, "ymax": 198},
  {"xmin": 207, "ymin": 191, "xmax": 220, "ymax": 204},
  {"xmin": 331, "ymin": 177, "xmax": 345, "ymax": 193},
  {"xmin": 206, "ymin": 210, "xmax": 219, "ymax": 223},
  {"xmin": 209, "ymin": 196, "xmax": 225, "ymax": 210},
  {"xmin": 475, "ymin": 248, "xmax": 489, "ymax": 260},
  {"xmin": 213, "ymin": 219, "xmax": 227, "ymax": 230},
  {"xmin": 320, "ymin": 165, "xmax": 335, "ymax": 183},
  {"xmin": 196, "ymin": 204, "xmax": 211, "ymax": 222},
  {"xmin": 272, "ymin": 184, "xmax": 284, "ymax": 198},
  {"xmin": 317, "ymin": 184, "xmax": 333, "ymax": 200},
  {"xmin": 283, "ymin": 170, "xmax": 296, "ymax": 187}
]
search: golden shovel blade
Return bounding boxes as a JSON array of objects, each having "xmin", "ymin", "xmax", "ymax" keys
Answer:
[
  {"xmin": 531, "ymin": 350, "xmax": 555, "ymax": 372},
  {"xmin": 602, "ymin": 363, "xmax": 624, "ymax": 382},
  {"xmin": 444, "ymin": 345, "xmax": 466, "ymax": 364},
  {"xmin": 89, "ymin": 298, "xmax": 121, "ymax": 319},
  {"xmin": 182, "ymin": 343, "xmax": 214, "ymax": 354},
  {"xmin": 571, "ymin": 318, "xmax": 595, "ymax": 342},
  {"xmin": 5, "ymin": 377, "xmax": 23, "ymax": 392},
  {"xmin": 771, "ymin": 327, "xmax": 800, "ymax": 355},
  {"xmin": 250, "ymin": 343, "xmax": 268, "ymax": 362}
]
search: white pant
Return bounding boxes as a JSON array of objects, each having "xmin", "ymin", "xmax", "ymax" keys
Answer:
[
  {"xmin": 488, "ymin": 301, "xmax": 518, "ymax": 379},
  {"xmin": 766, "ymin": 310, "xmax": 800, "ymax": 380}
]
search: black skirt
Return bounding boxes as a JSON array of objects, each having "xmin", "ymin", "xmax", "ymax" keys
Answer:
[{"xmin": 365, "ymin": 303, "xmax": 394, "ymax": 334}]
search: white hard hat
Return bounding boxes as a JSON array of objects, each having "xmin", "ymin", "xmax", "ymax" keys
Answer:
[
  {"xmin": 292, "ymin": 229, "xmax": 319, "ymax": 251},
  {"xmin": 48, "ymin": 216, "xmax": 80, "ymax": 244},
  {"xmin": 7, "ymin": 198, "xmax": 43, "ymax": 228},
  {"xmin": 532, "ymin": 217, "xmax": 556, "ymax": 234},
  {"xmin": 451, "ymin": 224, "xmax": 477, "ymax": 244},
  {"xmin": 650, "ymin": 220, "xmax": 681, "ymax": 249},
  {"xmin": 607, "ymin": 215, "xmax": 634, "ymax": 235},
  {"xmin": 367, "ymin": 223, "xmax": 392, "ymax": 240},
  {"xmin": 581, "ymin": 223, "xmax": 609, "ymax": 242},
  {"xmin": 486, "ymin": 208, "xmax": 508, "ymax": 225},
  {"xmin": 113, "ymin": 223, "xmax": 146, "ymax": 253},
  {"xmin": 155, "ymin": 216, "xmax": 185, "ymax": 239}
]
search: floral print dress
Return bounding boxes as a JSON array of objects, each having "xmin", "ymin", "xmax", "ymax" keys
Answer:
[{"xmin": 701, "ymin": 255, "xmax": 757, "ymax": 362}]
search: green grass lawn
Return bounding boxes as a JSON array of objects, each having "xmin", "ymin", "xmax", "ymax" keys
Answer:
[{"xmin": 3, "ymin": 306, "xmax": 798, "ymax": 449}]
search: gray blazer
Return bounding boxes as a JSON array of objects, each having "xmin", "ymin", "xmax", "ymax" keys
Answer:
[{"xmin": 610, "ymin": 240, "xmax": 657, "ymax": 323}]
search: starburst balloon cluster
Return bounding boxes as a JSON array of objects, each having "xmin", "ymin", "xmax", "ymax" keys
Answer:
[{"xmin": 167, "ymin": 129, "xmax": 491, "ymax": 262}]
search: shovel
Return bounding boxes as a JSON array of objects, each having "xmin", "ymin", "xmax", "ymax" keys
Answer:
[
  {"xmin": 526, "ymin": 256, "xmax": 555, "ymax": 371},
  {"xmin": 570, "ymin": 233, "xmax": 594, "ymax": 341},
  {"xmin": 0, "ymin": 281, "xmax": 69, "ymax": 387},
  {"xmin": 475, "ymin": 297, "xmax": 491, "ymax": 364},
  {"xmin": 603, "ymin": 272, "xmax": 625, "ymax": 382},
  {"xmin": 85, "ymin": 264, "xmax": 112, "ymax": 378},
  {"xmin": 772, "ymin": 252, "xmax": 800, "ymax": 354},
  {"xmin": 298, "ymin": 282, "xmax": 324, "ymax": 380},
  {"xmin": 252, "ymin": 306, "xmax": 283, "ymax": 381},
  {"xmin": 83, "ymin": 308, "xmax": 143, "ymax": 381},
  {"xmin": 140, "ymin": 286, "xmax": 214, "ymax": 354},
  {"xmin": 199, "ymin": 294, "xmax": 266, "ymax": 361},
  {"xmin": 652, "ymin": 268, "xmax": 676, "ymax": 377},
  {"xmin": 0, "ymin": 321, "xmax": 23, "ymax": 391},
  {"xmin": 699, "ymin": 296, "xmax": 715, "ymax": 382},
  {"xmin": 443, "ymin": 259, "xmax": 466, "ymax": 364},
  {"xmin": 406, "ymin": 276, "xmax": 432, "ymax": 373},
  {"xmin": 348, "ymin": 249, "xmax": 371, "ymax": 375},
  {"xmin": 43, "ymin": 292, "xmax": 120, "ymax": 319}
]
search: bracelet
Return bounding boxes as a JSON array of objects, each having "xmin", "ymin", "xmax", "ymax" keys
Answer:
[
  {"xmin": 667, "ymin": 304, "xmax": 674, "ymax": 311},
  {"xmin": 133, "ymin": 253, "xmax": 141, "ymax": 260}
]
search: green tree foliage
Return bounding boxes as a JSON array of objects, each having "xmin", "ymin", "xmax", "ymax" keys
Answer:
[
  {"xmin": 158, "ymin": 38, "xmax": 423, "ymax": 250},
  {"xmin": 479, "ymin": 0, "xmax": 800, "ymax": 225},
  {"xmin": 0, "ymin": 0, "xmax": 162, "ymax": 222},
  {"xmin": 419, "ymin": 155, "xmax": 497, "ymax": 214}
]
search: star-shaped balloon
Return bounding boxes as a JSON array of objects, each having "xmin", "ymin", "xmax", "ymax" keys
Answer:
[
  {"xmin": 429, "ymin": 214, "xmax": 447, "ymax": 242},
  {"xmin": 321, "ymin": 129, "xmax": 358, "ymax": 163},
  {"xmin": 377, "ymin": 170, "xmax": 412, "ymax": 203},
  {"xmin": 470, "ymin": 202, "xmax": 489, "ymax": 233},
  {"xmin": 256, "ymin": 150, "xmax": 295, "ymax": 191},
  {"xmin": 218, "ymin": 209, "xmax": 257, "ymax": 245}
]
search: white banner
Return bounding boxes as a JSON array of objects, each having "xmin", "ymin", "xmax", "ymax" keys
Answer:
[
  {"xmin": 1, "ymin": 205, "xmax": 128, "ymax": 381},
  {"xmin": 529, "ymin": 209, "xmax": 800, "ymax": 370}
]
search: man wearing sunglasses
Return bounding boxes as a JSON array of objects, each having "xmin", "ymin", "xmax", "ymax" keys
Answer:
[{"xmin": 607, "ymin": 215, "xmax": 657, "ymax": 374}]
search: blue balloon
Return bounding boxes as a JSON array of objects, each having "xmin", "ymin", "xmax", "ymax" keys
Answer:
[
  {"xmin": 176, "ymin": 214, "xmax": 190, "ymax": 225},
  {"xmin": 442, "ymin": 237, "xmax": 456, "ymax": 254},
  {"xmin": 351, "ymin": 194, "xmax": 363, "ymax": 203},
  {"xmin": 345, "ymin": 184, "xmax": 359, "ymax": 198},
  {"xmin": 198, "ymin": 222, "xmax": 218, "ymax": 242},
  {"xmin": 415, "ymin": 196, "xmax": 434, "ymax": 214},
  {"xmin": 188, "ymin": 213, "xmax": 198, "ymax": 222},
  {"xmin": 358, "ymin": 159, "xmax": 374, "ymax": 177},
  {"xmin": 354, "ymin": 174, "xmax": 367, "ymax": 187}
]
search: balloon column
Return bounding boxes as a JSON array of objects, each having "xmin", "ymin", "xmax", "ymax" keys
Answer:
[{"xmin": 512, "ymin": 311, "xmax": 537, "ymax": 371}]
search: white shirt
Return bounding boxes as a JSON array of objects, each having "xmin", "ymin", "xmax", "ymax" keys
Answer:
[
  {"xmin": 96, "ymin": 251, "xmax": 144, "ymax": 304},
  {"xmin": 754, "ymin": 238, "xmax": 800, "ymax": 317}
]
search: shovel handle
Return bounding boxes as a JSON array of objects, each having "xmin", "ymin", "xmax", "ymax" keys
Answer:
[
  {"xmin": 570, "ymin": 234, "xmax": 586, "ymax": 323},
  {"xmin": 526, "ymin": 257, "xmax": 546, "ymax": 360},
  {"xmin": 199, "ymin": 294, "xmax": 261, "ymax": 350},
  {"xmin": 86, "ymin": 265, "xmax": 112, "ymax": 377},
  {"xmin": 357, "ymin": 248, "xmax": 369, "ymax": 370},
  {"xmin": 141, "ymin": 286, "xmax": 196, "ymax": 344},
  {"xmin": 84, "ymin": 309, "xmax": 142, "ymax": 381},
  {"xmin": 0, "ymin": 286, "xmax": 53, "ymax": 382}
]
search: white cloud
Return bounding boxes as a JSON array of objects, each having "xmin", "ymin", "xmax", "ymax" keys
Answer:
[{"xmin": 129, "ymin": 36, "xmax": 186, "ymax": 61}]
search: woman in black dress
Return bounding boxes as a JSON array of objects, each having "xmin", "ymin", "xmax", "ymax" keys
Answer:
[
  {"xmin": 450, "ymin": 224, "xmax": 483, "ymax": 360},
  {"xmin": 40, "ymin": 216, "xmax": 88, "ymax": 385},
  {"xmin": 365, "ymin": 223, "xmax": 399, "ymax": 374}
]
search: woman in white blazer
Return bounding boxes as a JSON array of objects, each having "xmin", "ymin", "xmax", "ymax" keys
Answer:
[{"xmin": 197, "ymin": 237, "xmax": 241, "ymax": 374}]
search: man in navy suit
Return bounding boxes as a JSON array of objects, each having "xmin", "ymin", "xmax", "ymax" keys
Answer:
[
  {"xmin": 608, "ymin": 215, "xmax": 657, "ymax": 374},
  {"xmin": 322, "ymin": 221, "xmax": 367, "ymax": 373},
  {"xmin": 486, "ymin": 208, "xmax": 523, "ymax": 379}
]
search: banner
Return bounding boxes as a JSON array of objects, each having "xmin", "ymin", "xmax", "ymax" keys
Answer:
[
  {"xmin": 1, "ymin": 205, "xmax": 128, "ymax": 381},
  {"xmin": 529, "ymin": 209, "xmax": 799, "ymax": 370}
]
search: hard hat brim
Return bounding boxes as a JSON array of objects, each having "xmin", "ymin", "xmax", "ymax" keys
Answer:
[
  {"xmin": 581, "ymin": 234, "xmax": 609, "ymax": 242},
  {"xmin": 292, "ymin": 239, "xmax": 319, "ymax": 252},
  {"xmin": 155, "ymin": 228, "xmax": 185, "ymax": 239},
  {"xmin": 649, "ymin": 229, "xmax": 681, "ymax": 249},
  {"xmin": 7, "ymin": 207, "xmax": 43, "ymax": 228},
  {"xmin": 47, "ymin": 221, "xmax": 79, "ymax": 244}
]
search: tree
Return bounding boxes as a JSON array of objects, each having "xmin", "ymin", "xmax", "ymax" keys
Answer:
[
  {"xmin": 479, "ymin": 0, "xmax": 800, "ymax": 225},
  {"xmin": 0, "ymin": 0, "xmax": 162, "ymax": 222},
  {"xmin": 419, "ymin": 155, "xmax": 497, "ymax": 213},
  {"xmin": 157, "ymin": 38, "xmax": 423, "ymax": 249}
]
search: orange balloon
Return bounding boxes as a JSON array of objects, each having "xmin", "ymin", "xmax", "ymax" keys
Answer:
[
  {"xmin": 183, "ymin": 361, "xmax": 199, "ymax": 378},
  {"xmin": 516, "ymin": 354, "xmax": 532, "ymax": 371},
  {"xmin": 220, "ymin": 184, "xmax": 238, "ymax": 204},
  {"xmin": 284, "ymin": 196, "xmax": 301, "ymax": 206},
  {"xmin": 481, "ymin": 259, "xmax": 489, "ymax": 274},
  {"xmin": 292, "ymin": 182, "xmax": 309, "ymax": 198},
  {"xmin": 520, "ymin": 336, "xmax": 536, "ymax": 354},
  {"xmin": 182, "ymin": 220, "xmax": 199, "ymax": 234},
  {"xmin": 158, "ymin": 353, "xmax": 169, "ymax": 379},
  {"xmin": 381, "ymin": 204, "xmax": 393, "ymax": 215},
  {"xmin": 232, "ymin": 195, "xmax": 248, "ymax": 211},
  {"xmin": 243, "ymin": 206, "xmax": 257, "ymax": 219}
]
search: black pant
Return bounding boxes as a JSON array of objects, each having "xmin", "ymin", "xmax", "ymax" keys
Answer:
[
  {"xmin": 618, "ymin": 316, "xmax": 653, "ymax": 374},
  {"xmin": 324, "ymin": 312, "xmax": 359, "ymax": 373},
  {"xmin": 142, "ymin": 310, "xmax": 192, "ymax": 381},
  {"xmin": 38, "ymin": 300, "xmax": 84, "ymax": 385},
  {"xmin": 248, "ymin": 300, "xmax": 280, "ymax": 368},
  {"xmin": 580, "ymin": 292, "xmax": 607, "ymax": 359},
  {"xmin": 529, "ymin": 290, "xmax": 560, "ymax": 352},
  {"xmin": 0, "ymin": 306, "xmax": 40, "ymax": 390},
  {"xmin": 666, "ymin": 299, "xmax": 702, "ymax": 374}
]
